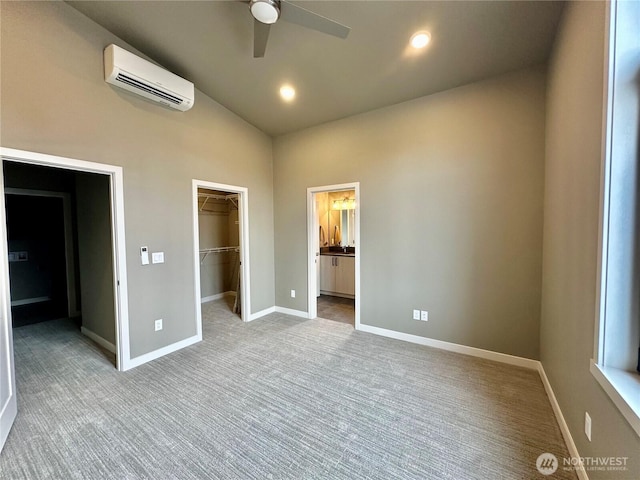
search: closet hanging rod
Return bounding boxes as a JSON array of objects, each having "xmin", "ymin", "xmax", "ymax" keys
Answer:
[{"xmin": 198, "ymin": 210, "xmax": 231, "ymax": 216}]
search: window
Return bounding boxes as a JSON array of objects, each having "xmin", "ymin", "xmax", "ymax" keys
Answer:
[{"xmin": 591, "ymin": 0, "xmax": 640, "ymax": 437}]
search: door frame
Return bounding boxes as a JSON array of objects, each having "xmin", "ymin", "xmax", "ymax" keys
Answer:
[
  {"xmin": 192, "ymin": 179, "xmax": 250, "ymax": 331},
  {"xmin": 0, "ymin": 147, "xmax": 131, "ymax": 371},
  {"xmin": 307, "ymin": 182, "xmax": 360, "ymax": 328},
  {"xmin": 4, "ymin": 188, "xmax": 79, "ymax": 318},
  {"xmin": 0, "ymin": 165, "xmax": 17, "ymax": 452}
]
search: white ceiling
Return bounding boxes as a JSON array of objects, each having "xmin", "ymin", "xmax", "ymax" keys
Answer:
[{"xmin": 68, "ymin": 1, "xmax": 564, "ymax": 136}]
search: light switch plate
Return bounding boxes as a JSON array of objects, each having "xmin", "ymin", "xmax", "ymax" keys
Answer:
[{"xmin": 152, "ymin": 252, "xmax": 165, "ymax": 264}]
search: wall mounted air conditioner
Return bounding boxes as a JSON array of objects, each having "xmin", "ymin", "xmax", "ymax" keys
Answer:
[{"xmin": 104, "ymin": 44, "xmax": 194, "ymax": 112}]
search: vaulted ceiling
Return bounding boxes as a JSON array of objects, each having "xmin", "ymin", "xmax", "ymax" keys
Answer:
[{"xmin": 68, "ymin": 1, "xmax": 564, "ymax": 136}]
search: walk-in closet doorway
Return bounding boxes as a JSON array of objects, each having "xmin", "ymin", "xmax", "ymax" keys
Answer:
[{"xmin": 192, "ymin": 180, "xmax": 250, "ymax": 330}]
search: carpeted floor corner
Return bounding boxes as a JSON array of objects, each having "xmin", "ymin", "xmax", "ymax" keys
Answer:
[{"xmin": 0, "ymin": 298, "xmax": 575, "ymax": 479}]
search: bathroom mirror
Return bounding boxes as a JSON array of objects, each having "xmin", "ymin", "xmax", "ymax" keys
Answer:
[
  {"xmin": 317, "ymin": 189, "xmax": 355, "ymax": 249},
  {"xmin": 340, "ymin": 208, "xmax": 356, "ymax": 247}
]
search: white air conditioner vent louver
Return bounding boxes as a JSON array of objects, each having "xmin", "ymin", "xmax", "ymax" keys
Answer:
[
  {"xmin": 104, "ymin": 44, "xmax": 194, "ymax": 112},
  {"xmin": 114, "ymin": 73, "xmax": 183, "ymax": 106}
]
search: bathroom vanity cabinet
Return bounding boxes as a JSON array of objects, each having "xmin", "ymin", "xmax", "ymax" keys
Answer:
[{"xmin": 320, "ymin": 254, "xmax": 355, "ymax": 297}]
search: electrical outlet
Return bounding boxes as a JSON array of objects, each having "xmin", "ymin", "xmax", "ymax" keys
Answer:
[
  {"xmin": 585, "ymin": 412, "xmax": 592, "ymax": 441},
  {"xmin": 421, "ymin": 310, "xmax": 429, "ymax": 321},
  {"xmin": 154, "ymin": 319, "xmax": 163, "ymax": 332},
  {"xmin": 291, "ymin": 289, "xmax": 296, "ymax": 298},
  {"xmin": 413, "ymin": 309, "xmax": 420, "ymax": 320}
]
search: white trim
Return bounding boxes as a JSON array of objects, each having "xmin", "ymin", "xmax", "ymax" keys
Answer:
[
  {"xmin": 538, "ymin": 363, "xmax": 589, "ymax": 480},
  {"xmin": 10, "ymin": 296, "xmax": 51, "ymax": 307},
  {"xmin": 355, "ymin": 321, "xmax": 589, "ymax": 474},
  {"xmin": 275, "ymin": 306, "xmax": 310, "ymax": 319},
  {"xmin": 593, "ymin": 0, "xmax": 615, "ymax": 365},
  {"xmin": 307, "ymin": 182, "xmax": 360, "ymax": 329},
  {"xmin": 590, "ymin": 360, "xmax": 640, "ymax": 437},
  {"xmin": 81, "ymin": 326, "xmax": 116, "ymax": 354},
  {"xmin": 200, "ymin": 291, "xmax": 236, "ymax": 304},
  {"xmin": 0, "ymin": 160, "xmax": 17, "ymax": 453},
  {"xmin": 126, "ymin": 334, "xmax": 200, "ymax": 369},
  {"xmin": 357, "ymin": 323, "xmax": 539, "ymax": 370},
  {"xmin": 249, "ymin": 306, "xmax": 276, "ymax": 321},
  {"xmin": 0, "ymin": 147, "xmax": 131, "ymax": 372},
  {"xmin": 192, "ymin": 180, "xmax": 250, "ymax": 336},
  {"xmin": 590, "ymin": 0, "xmax": 640, "ymax": 437},
  {"xmin": 307, "ymin": 190, "xmax": 318, "ymax": 318},
  {"xmin": 4, "ymin": 188, "xmax": 79, "ymax": 318},
  {"xmin": 109, "ymin": 166, "xmax": 130, "ymax": 371},
  {"xmin": 319, "ymin": 291, "xmax": 354, "ymax": 299}
]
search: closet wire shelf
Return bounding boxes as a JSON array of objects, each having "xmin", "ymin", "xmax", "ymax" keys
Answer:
[
  {"xmin": 198, "ymin": 192, "xmax": 239, "ymax": 212},
  {"xmin": 199, "ymin": 246, "xmax": 239, "ymax": 264}
]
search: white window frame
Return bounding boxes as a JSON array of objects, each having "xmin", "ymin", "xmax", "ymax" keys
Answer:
[{"xmin": 591, "ymin": 0, "xmax": 640, "ymax": 438}]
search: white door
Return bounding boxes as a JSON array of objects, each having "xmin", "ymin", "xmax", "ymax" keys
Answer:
[
  {"xmin": 0, "ymin": 165, "xmax": 18, "ymax": 452},
  {"xmin": 313, "ymin": 194, "xmax": 321, "ymax": 297}
]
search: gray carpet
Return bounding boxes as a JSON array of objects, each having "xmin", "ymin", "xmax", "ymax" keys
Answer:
[{"xmin": 1, "ymin": 299, "xmax": 575, "ymax": 479}]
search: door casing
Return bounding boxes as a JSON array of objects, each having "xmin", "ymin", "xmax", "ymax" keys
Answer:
[{"xmin": 306, "ymin": 182, "xmax": 360, "ymax": 328}]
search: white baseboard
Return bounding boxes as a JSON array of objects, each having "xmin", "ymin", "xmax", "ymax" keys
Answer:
[
  {"xmin": 201, "ymin": 291, "xmax": 236, "ymax": 303},
  {"xmin": 125, "ymin": 334, "xmax": 201, "ymax": 370},
  {"xmin": 319, "ymin": 291, "xmax": 355, "ymax": 300},
  {"xmin": 274, "ymin": 306, "xmax": 310, "ymax": 319},
  {"xmin": 248, "ymin": 306, "xmax": 276, "ymax": 322},
  {"xmin": 355, "ymin": 322, "xmax": 585, "ymax": 478},
  {"xmin": 11, "ymin": 296, "xmax": 51, "ymax": 307},
  {"xmin": 81, "ymin": 326, "xmax": 116, "ymax": 354},
  {"xmin": 356, "ymin": 323, "xmax": 540, "ymax": 370},
  {"xmin": 538, "ymin": 363, "xmax": 589, "ymax": 480}
]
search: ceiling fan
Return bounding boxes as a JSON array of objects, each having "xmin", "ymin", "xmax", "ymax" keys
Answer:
[{"xmin": 247, "ymin": 0, "xmax": 351, "ymax": 58}]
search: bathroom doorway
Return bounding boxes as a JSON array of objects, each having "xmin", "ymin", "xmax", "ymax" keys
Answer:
[{"xmin": 307, "ymin": 183, "xmax": 360, "ymax": 328}]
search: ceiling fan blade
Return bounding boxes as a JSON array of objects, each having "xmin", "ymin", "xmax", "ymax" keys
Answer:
[
  {"xmin": 280, "ymin": 1, "xmax": 350, "ymax": 39},
  {"xmin": 253, "ymin": 19, "xmax": 271, "ymax": 58}
]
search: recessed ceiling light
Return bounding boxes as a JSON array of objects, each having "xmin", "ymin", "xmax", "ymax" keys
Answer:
[
  {"xmin": 410, "ymin": 31, "xmax": 431, "ymax": 49},
  {"xmin": 279, "ymin": 85, "xmax": 296, "ymax": 102}
]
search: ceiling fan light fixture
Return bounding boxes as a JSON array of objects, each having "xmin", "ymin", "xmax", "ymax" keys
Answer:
[{"xmin": 250, "ymin": 0, "xmax": 280, "ymax": 25}]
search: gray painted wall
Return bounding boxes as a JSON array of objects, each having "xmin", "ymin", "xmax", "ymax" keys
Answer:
[
  {"xmin": 541, "ymin": 1, "xmax": 640, "ymax": 478},
  {"xmin": 75, "ymin": 172, "xmax": 116, "ymax": 344},
  {"xmin": 273, "ymin": 67, "xmax": 546, "ymax": 360},
  {"xmin": 0, "ymin": 1, "xmax": 275, "ymax": 359}
]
